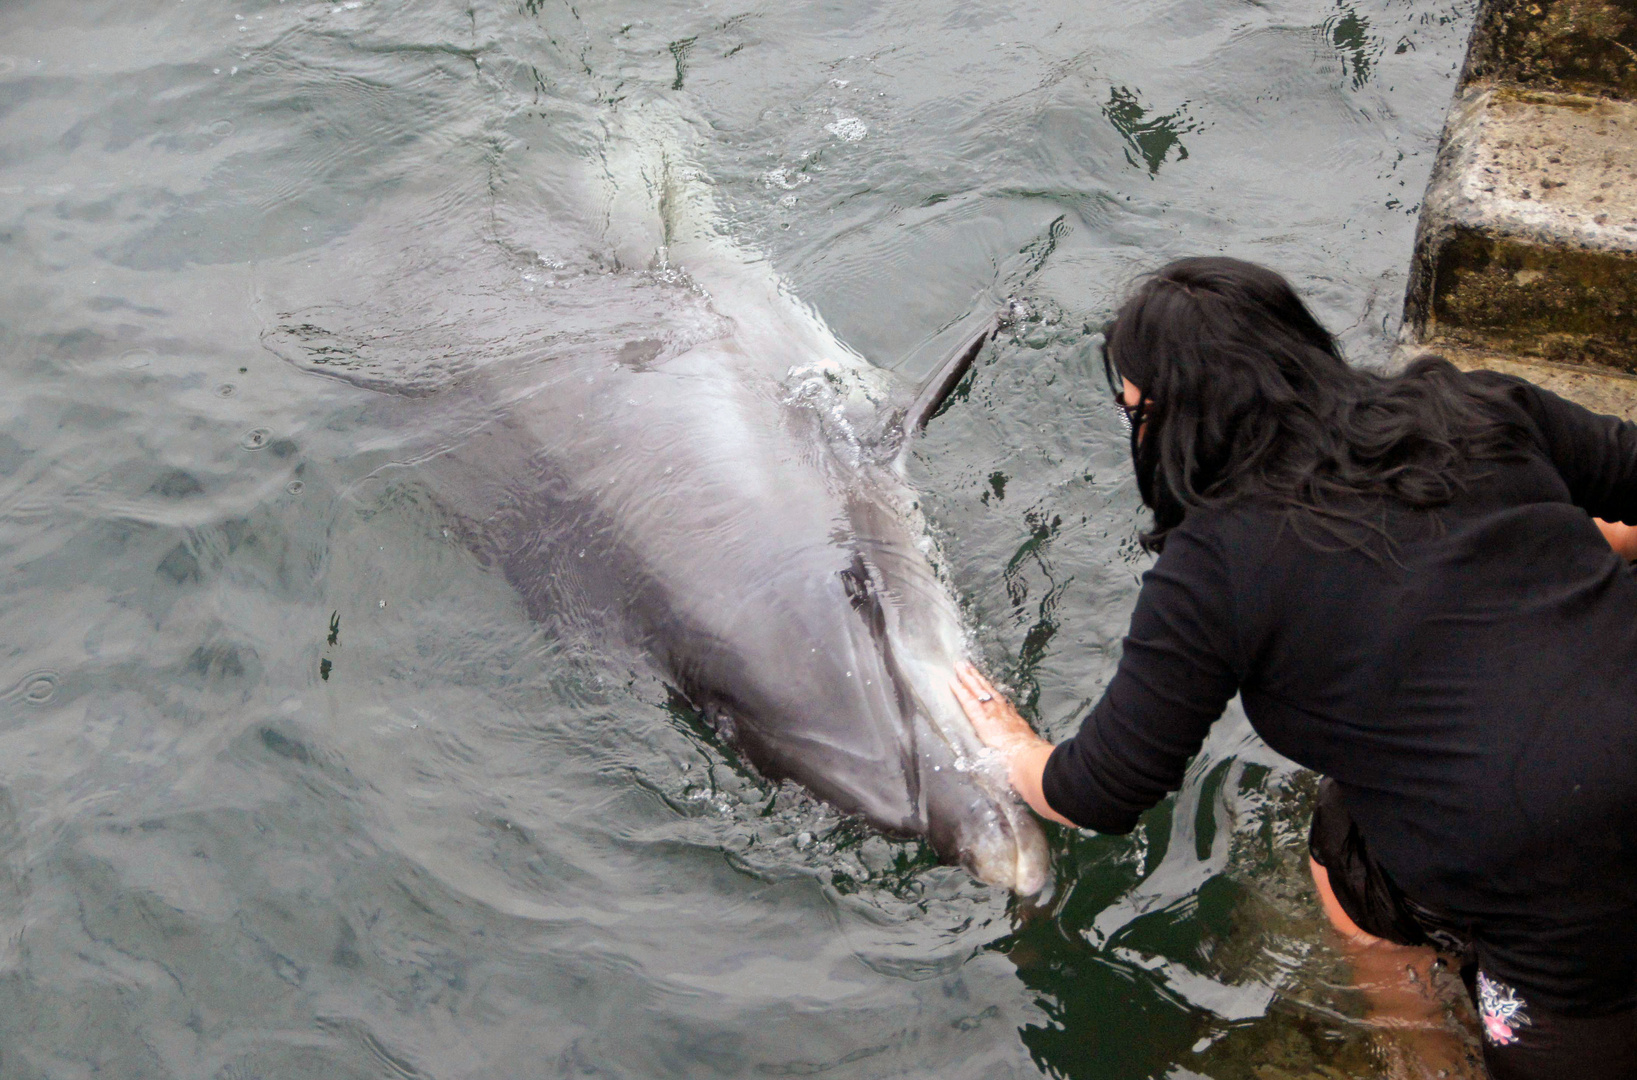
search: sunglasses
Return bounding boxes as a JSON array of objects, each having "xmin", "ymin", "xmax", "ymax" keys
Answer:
[{"xmin": 1099, "ymin": 320, "xmax": 1145, "ymax": 431}]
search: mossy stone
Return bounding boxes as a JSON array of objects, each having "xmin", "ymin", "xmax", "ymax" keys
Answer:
[{"xmin": 1465, "ymin": 0, "xmax": 1637, "ymax": 101}]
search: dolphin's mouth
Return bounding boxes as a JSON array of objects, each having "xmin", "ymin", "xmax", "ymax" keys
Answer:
[
  {"xmin": 907, "ymin": 702, "xmax": 1052, "ymax": 896},
  {"xmin": 825, "ymin": 504, "xmax": 1058, "ymax": 892},
  {"xmin": 947, "ymin": 785, "xmax": 1052, "ymax": 896},
  {"xmin": 840, "ymin": 559, "xmax": 1053, "ymax": 896},
  {"xmin": 993, "ymin": 798, "xmax": 1053, "ymax": 896}
]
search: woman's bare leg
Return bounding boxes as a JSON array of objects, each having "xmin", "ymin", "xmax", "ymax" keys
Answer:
[{"xmin": 1310, "ymin": 858, "xmax": 1482, "ymax": 1077}]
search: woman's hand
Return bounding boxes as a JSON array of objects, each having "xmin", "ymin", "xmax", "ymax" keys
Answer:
[
  {"xmin": 950, "ymin": 662, "xmax": 1077, "ymax": 827},
  {"xmin": 1596, "ymin": 518, "xmax": 1637, "ymax": 561},
  {"xmin": 951, "ymin": 661, "xmax": 1044, "ymax": 756}
]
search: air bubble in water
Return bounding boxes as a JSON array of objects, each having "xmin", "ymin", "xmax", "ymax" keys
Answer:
[
  {"xmin": 119, "ymin": 348, "xmax": 155, "ymax": 369},
  {"xmin": 824, "ymin": 113, "xmax": 867, "ymax": 142},
  {"xmin": 9, "ymin": 670, "xmax": 60, "ymax": 706},
  {"xmin": 240, "ymin": 428, "xmax": 270, "ymax": 450},
  {"xmin": 763, "ymin": 166, "xmax": 810, "ymax": 190},
  {"xmin": 286, "ymin": 480, "xmax": 304, "ymax": 495}
]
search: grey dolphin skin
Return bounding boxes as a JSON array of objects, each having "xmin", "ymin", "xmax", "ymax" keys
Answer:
[{"xmin": 347, "ymin": 102, "xmax": 1051, "ymax": 894}]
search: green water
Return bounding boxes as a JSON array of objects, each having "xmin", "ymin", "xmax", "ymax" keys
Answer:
[{"xmin": 0, "ymin": 0, "xmax": 1479, "ymax": 1076}]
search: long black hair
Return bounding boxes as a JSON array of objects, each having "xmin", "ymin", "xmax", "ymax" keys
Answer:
[{"xmin": 1102, "ymin": 257, "xmax": 1528, "ymax": 553}]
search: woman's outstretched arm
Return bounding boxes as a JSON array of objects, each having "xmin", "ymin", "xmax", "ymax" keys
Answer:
[{"xmin": 950, "ymin": 662, "xmax": 1077, "ymax": 827}]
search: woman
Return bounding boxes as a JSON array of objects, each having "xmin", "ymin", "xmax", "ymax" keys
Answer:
[{"xmin": 951, "ymin": 257, "xmax": 1637, "ymax": 1079}]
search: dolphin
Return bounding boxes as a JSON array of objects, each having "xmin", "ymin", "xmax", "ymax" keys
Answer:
[{"xmin": 300, "ymin": 101, "xmax": 1051, "ymax": 893}]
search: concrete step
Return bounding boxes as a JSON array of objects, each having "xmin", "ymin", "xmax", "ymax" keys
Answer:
[
  {"xmin": 1401, "ymin": 341, "xmax": 1637, "ymax": 417},
  {"xmin": 1400, "ymin": 0, "xmax": 1637, "ymax": 416},
  {"xmin": 1405, "ymin": 88, "xmax": 1637, "ymax": 373}
]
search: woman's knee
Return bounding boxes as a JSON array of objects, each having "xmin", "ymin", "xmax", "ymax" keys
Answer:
[{"xmin": 1310, "ymin": 855, "xmax": 1382, "ymax": 944}]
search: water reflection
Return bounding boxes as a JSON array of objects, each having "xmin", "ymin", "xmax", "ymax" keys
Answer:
[
  {"xmin": 1102, "ymin": 87, "xmax": 1199, "ymax": 176},
  {"xmin": 1001, "ymin": 758, "xmax": 1396, "ymax": 1079},
  {"xmin": 1325, "ymin": 2, "xmax": 1380, "ymax": 90}
]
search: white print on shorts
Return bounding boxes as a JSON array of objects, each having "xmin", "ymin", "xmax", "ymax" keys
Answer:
[{"xmin": 1477, "ymin": 971, "xmax": 1531, "ymax": 1046}]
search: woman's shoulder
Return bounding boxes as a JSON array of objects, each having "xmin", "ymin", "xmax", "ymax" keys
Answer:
[
  {"xmin": 1412, "ymin": 359, "xmax": 1544, "ymax": 434},
  {"xmin": 1163, "ymin": 500, "xmax": 1287, "ymax": 563},
  {"xmin": 1174, "ymin": 498, "xmax": 1285, "ymax": 538},
  {"xmin": 1170, "ymin": 497, "xmax": 1398, "ymax": 572}
]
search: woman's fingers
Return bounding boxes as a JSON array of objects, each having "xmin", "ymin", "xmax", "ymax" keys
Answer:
[
  {"xmin": 951, "ymin": 662, "xmax": 1044, "ymax": 756},
  {"xmin": 950, "ymin": 674, "xmax": 989, "ymax": 723},
  {"xmin": 955, "ymin": 660, "xmax": 998, "ymax": 701},
  {"xmin": 954, "ymin": 662, "xmax": 1010, "ymax": 717},
  {"xmin": 1596, "ymin": 517, "xmax": 1637, "ymax": 561},
  {"xmin": 950, "ymin": 664, "xmax": 1068, "ymax": 825},
  {"xmin": 951, "ymin": 664, "xmax": 1000, "ymax": 724},
  {"xmin": 950, "ymin": 674, "xmax": 992, "ymax": 722}
]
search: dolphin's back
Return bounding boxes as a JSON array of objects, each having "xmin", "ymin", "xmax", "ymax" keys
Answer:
[{"xmin": 427, "ymin": 345, "xmax": 927, "ymax": 827}]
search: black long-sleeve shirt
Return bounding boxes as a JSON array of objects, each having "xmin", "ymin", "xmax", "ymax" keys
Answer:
[{"xmin": 1043, "ymin": 371, "xmax": 1637, "ymax": 1013}]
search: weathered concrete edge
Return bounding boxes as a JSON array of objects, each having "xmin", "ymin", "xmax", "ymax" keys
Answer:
[
  {"xmin": 1461, "ymin": 0, "xmax": 1637, "ymax": 102},
  {"xmin": 1399, "ymin": 340, "xmax": 1637, "ymax": 419},
  {"xmin": 1401, "ymin": 86, "xmax": 1485, "ymax": 351},
  {"xmin": 1424, "ymin": 89, "xmax": 1637, "ymax": 256},
  {"xmin": 1403, "ymin": 86, "xmax": 1637, "ymax": 348}
]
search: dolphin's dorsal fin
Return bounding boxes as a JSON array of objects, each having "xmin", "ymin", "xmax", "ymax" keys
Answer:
[{"xmin": 899, "ymin": 317, "xmax": 999, "ymax": 443}]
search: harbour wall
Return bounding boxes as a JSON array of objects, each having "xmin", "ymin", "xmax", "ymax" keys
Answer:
[{"xmin": 1399, "ymin": 0, "xmax": 1637, "ymax": 415}]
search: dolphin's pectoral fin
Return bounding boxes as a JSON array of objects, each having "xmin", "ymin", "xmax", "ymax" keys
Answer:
[{"xmin": 893, "ymin": 317, "xmax": 999, "ymax": 459}]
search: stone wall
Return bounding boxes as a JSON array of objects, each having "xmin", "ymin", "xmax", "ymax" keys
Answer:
[{"xmin": 1401, "ymin": 0, "xmax": 1637, "ymax": 412}]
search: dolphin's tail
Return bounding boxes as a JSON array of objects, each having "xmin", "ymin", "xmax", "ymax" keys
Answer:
[{"xmin": 589, "ymin": 98, "xmax": 864, "ymax": 373}]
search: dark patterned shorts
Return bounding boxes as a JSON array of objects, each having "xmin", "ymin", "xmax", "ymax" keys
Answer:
[{"xmin": 1308, "ymin": 778, "xmax": 1637, "ymax": 1080}]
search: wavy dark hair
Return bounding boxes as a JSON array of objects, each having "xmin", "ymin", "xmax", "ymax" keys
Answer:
[{"xmin": 1102, "ymin": 257, "xmax": 1529, "ymax": 553}]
